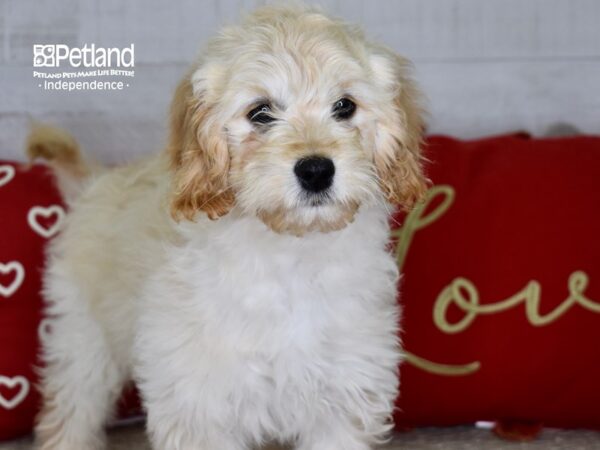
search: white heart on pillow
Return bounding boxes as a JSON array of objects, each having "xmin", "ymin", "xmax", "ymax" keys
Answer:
[
  {"xmin": 0, "ymin": 375, "xmax": 30, "ymax": 410},
  {"xmin": 0, "ymin": 165, "xmax": 15, "ymax": 188},
  {"xmin": 0, "ymin": 261, "xmax": 25, "ymax": 298},
  {"xmin": 28, "ymin": 205, "xmax": 65, "ymax": 238}
]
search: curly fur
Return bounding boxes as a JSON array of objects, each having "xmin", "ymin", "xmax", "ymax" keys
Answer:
[{"xmin": 34, "ymin": 5, "xmax": 426, "ymax": 450}]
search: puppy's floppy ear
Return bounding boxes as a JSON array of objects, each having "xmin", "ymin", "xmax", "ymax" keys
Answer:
[
  {"xmin": 168, "ymin": 75, "xmax": 234, "ymax": 221},
  {"xmin": 371, "ymin": 52, "xmax": 428, "ymax": 210}
]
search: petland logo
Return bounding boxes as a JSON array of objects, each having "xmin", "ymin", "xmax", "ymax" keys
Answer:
[
  {"xmin": 33, "ymin": 44, "xmax": 135, "ymax": 91},
  {"xmin": 33, "ymin": 44, "xmax": 135, "ymax": 68}
]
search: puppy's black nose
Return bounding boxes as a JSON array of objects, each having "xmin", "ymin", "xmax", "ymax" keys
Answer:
[{"xmin": 294, "ymin": 156, "xmax": 335, "ymax": 193}]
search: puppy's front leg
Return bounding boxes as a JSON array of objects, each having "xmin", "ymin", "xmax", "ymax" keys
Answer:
[
  {"xmin": 296, "ymin": 418, "xmax": 373, "ymax": 450},
  {"xmin": 135, "ymin": 328, "xmax": 251, "ymax": 449},
  {"xmin": 137, "ymin": 371, "xmax": 251, "ymax": 450},
  {"xmin": 145, "ymin": 399, "xmax": 248, "ymax": 450}
]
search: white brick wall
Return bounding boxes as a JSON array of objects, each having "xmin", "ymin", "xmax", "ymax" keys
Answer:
[{"xmin": 1, "ymin": 0, "xmax": 599, "ymax": 162}]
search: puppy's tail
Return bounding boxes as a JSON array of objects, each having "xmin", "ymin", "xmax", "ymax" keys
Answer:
[{"xmin": 26, "ymin": 124, "xmax": 102, "ymax": 201}]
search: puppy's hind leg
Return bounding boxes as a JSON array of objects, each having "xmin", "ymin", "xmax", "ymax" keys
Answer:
[{"xmin": 35, "ymin": 288, "xmax": 125, "ymax": 450}]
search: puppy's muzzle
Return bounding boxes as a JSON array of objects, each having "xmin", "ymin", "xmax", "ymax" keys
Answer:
[{"xmin": 294, "ymin": 156, "xmax": 335, "ymax": 193}]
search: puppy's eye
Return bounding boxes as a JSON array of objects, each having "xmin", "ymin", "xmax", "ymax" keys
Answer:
[
  {"xmin": 332, "ymin": 98, "xmax": 356, "ymax": 120},
  {"xmin": 247, "ymin": 104, "xmax": 276, "ymax": 125}
]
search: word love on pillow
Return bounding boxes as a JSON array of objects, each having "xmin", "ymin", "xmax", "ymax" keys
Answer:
[
  {"xmin": 0, "ymin": 161, "xmax": 65, "ymax": 440},
  {"xmin": 393, "ymin": 134, "xmax": 600, "ymax": 432}
]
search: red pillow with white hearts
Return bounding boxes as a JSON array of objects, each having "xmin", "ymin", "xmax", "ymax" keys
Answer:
[
  {"xmin": 0, "ymin": 161, "xmax": 65, "ymax": 440},
  {"xmin": 0, "ymin": 161, "xmax": 141, "ymax": 441},
  {"xmin": 393, "ymin": 133, "xmax": 600, "ymax": 435}
]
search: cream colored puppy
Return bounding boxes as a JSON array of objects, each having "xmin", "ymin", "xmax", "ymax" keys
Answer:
[{"xmin": 31, "ymin": 5, "xmax": 426, "ymax": 450}]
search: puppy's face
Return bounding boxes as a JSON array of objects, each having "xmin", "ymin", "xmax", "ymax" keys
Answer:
[{"xmin": 169, "ymin": 7, "xmax": 427, "ymax": 235}]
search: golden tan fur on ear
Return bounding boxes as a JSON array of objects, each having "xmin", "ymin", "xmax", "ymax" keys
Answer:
[
  {"xmin": 373, "ymin": 55, "xmax": 429, "ymax": 211},
  {"xmin": 168, "ymin": 76, "xmax": 234, "ymax": 221}
]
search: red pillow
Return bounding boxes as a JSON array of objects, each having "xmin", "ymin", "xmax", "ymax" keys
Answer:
[
  {"xmin": 394, "ymin": 134, "xmax": 600, "ymax": 432},
  {"xmin": 0, "ymin": 161, "xmax": 64, "ymax": 440},
  {"xmin": 0, "ymin": 162, "xmax": 141, "ymax": 441}
]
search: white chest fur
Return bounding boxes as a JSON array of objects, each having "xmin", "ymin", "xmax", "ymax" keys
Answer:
[{"xmin": 134, "ymin": 206, "xmax": 401, "ymax": 442}]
